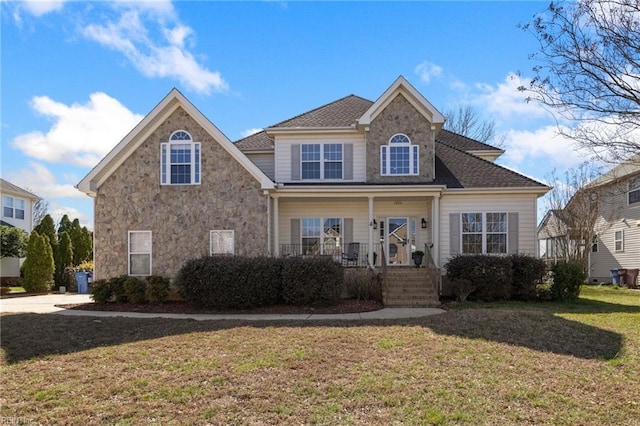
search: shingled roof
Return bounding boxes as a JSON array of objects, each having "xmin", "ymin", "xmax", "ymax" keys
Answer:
[{"xmin": 234, "ymin": 93, "xmax": 546, "ymax": 190}]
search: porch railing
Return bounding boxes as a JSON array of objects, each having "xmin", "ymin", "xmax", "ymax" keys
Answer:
[{"xmin": 279, "ymin": 243, "xmax": 381, "ymax": 268}]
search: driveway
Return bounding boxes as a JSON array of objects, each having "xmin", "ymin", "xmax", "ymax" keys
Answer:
[{"xmin": 0, "ymin": 293, "xmax": 93, "ymax": 314}]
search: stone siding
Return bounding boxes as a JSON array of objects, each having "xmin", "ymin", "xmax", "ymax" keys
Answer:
[
  {"xmin": 366, "ymin": 93, "xmax": 435, "ymax": 183},
  {"xmin": 94, "ymin": 107, "xmax": 268, "ymax": 280}
]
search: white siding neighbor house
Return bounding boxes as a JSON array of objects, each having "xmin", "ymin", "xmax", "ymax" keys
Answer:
[
  {"xmin": 0, "ymin": 178, "xmax": 40, "ymax": 279},
  {"xmin": 78, "ymin": 76, "xmax": 550, "ymax": 305},
  {"xmin": 538, "ymin": 155, "xmax": 640, "ymax": 285}
]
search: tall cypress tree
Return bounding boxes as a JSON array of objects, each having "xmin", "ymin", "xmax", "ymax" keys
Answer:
[
  {"xmin": 23, "ymin": 231, "xmax": 54, "ymax": 292},
  {"xmin": 34, "ymin": 214, "xmax": 59, "ymax": 284},
  {"xmin": 56, "ymin": 232, "xmax": 73, "ymax": 287}
]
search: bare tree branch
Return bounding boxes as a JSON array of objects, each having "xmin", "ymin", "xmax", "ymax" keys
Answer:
[
  {"xmin": 443, "ymin": 105, "xmax": 503, "ymax": 146},
  {"xmin": 519, "ymin": 0, "xmax": 640, "ymax": 164}
]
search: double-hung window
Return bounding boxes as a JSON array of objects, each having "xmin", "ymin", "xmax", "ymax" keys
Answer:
[
  {"xmin": 301, "ymin": 143, "xmax": 343, "ymax": 180},
  {"xmin": 2, "ymin": 196, "xmax": 25, "ymax": 220},
  {"xmin": 300, "ymin": 217, "xmax": 342, "ymax": 255},
  {"xmin": 128, "ymin": 231, "xmax": 152, "ymax": 276},
  {"xmin": 161, "ymin": 130, "xmax": 201, "ymax": 185},
  {"xmin": 614, "ymin": 230, "xmax": 624, "ymax": 252},
  {"xmin": 381, "ymin": 133, "xmax": 418, "ymax": 176},
  {"xmin": 210, "ymin": 230, "xmax": 234, "ymax": 255},
  {"xmin": 628, "ymin": 175, "xmax": 640, "ymax": 206},
  {"xmin": 461, "ymin": 212, "xmax": 508, "ymax": 254}
]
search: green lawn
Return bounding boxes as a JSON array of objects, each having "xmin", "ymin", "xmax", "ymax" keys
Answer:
[{"xmin": 1, "ymin": 285, "xmax": 638, "ymax": 425}]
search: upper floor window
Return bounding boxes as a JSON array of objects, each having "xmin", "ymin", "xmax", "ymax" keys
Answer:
[
  {"xmin": 381, "ymin": 133, "xmax": 418, "ymax": 176},
  {"xmin": 614, "ymin": 230, "xmax": 624, "ymax": 252},
  {"xmin": 301, "ymin": 143, "xmax": 343, "ymax": 180},
  {"xmin": 161, "ymin": 130, "xmax": 201, "ymax": 185},
  {"xmin": 628, "ymin": 175, "xmax": 640, "ymax": 206},
  {"xmin": 2, "ymin": 196, "xmax": 25, "ymax": 220}
]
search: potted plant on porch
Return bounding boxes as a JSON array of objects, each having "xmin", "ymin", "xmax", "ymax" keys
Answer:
[{"xmin": 412, "ymin": 250, "xmax": 424, "ymax": 267}]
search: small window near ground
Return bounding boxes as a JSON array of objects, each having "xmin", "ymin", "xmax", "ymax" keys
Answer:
[
  {"xmin": 614, "ymin": 230, "xmax": 624, "ymax": 252},
  {"xmin": 210, "ymin": 230, "xmax": 234, "ymax": 255},
  {"xmin": 129, "ymin": 231, "xmax": 152, "ymax": 276}
]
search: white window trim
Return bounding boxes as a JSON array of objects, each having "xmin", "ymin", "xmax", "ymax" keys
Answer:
[
  {"xmin": 300, "ymin": 217, "xmax": 343, "ymax": 255},
  {"xmin": 300, "ymin": 143, "xmax": 344, "ymax": 181},
  {"xmin": 380, "ymin": 133, "xmax": 419, "ymax": 176},
  {"xmin": 3, "ymin": 195, "xmax": 26, "ymax": 220},
  {"xmin": 628, "ymin": 175, "xmax": 640, "ymax": 206},
  {"xmin": 161, "ymin": 130, "xmax": 201, "ymax": 186},
  {"xmin": 128, "ymin": 230, "xmax": 152, "ymax": 276},
  {"xmin": 614, "ymin": 230, "xmax": 624, "ymax": 252},
  {"xmin": 460, "ymin": 212, "xmax": 508, "ymax": 255},
  {"xmin": 210, "ymin": 230, "xmax": 235, "ymax": 255}
]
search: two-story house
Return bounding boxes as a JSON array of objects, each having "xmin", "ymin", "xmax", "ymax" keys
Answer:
[
  {"xmin": 77, "ymin": 76, "xmax": 550, "ymax": 302},
  {"xmin": 539, "ymin": 155, "xmax": 640, "ymax": 285},
  {"xmin": 1, "ymin": 178, "xmax": 40, "ymax": 279}
]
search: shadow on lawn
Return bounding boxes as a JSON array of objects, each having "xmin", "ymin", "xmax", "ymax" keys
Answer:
[{"xmin": 1, "ymin": 297, "xmax": 636, "ymax": 363}]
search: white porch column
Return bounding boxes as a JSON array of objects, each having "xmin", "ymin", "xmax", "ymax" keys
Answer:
[
  {"xmin": 273, "ymin": 196, "xmax": 280, "ymax": 256},
  {"xmin": 368, "ymin": 196, "xmax": 374, "ymax": 267},
  {"xmin": 432, "ymin": 194, "xmax": 440, "ymax": 267}
]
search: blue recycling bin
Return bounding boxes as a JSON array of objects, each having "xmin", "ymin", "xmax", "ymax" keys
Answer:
[
  {"xmin": 75, "ymin": 272, "xmax": 89, "ymax": 294},
  {"xmin": 610, "ymin": 269, "xmax": 620, "ymax": 285}
]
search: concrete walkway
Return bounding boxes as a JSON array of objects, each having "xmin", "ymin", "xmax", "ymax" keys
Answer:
[{"xmin": 0, "ymin": 293, "xmax": 445, "ymax": 321}]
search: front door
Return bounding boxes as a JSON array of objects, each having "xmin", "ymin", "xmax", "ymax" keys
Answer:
[{"xmin": 386, "ymin": 217, "xmax": 412, "ymax": 265}]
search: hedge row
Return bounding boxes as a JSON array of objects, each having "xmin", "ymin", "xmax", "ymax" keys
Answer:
[
  {"xmin": 175, "ymin": 255, "xmax": 344, "ymax": 309},
  {"xmin": 445, "ymin": 254, "xmax": 548, "ymax": 302},
  {"xmin": 90, "ymin": 275, "xmax": 170, "ymax": 304}
]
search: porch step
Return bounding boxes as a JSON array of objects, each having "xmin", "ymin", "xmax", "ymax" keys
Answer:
[{"xmin": 383, "ymin": 267, "xmax": 440, "ymax": 307}]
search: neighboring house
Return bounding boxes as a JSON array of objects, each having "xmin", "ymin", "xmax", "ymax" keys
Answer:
[
  {"xmin": 77, "ymin": 76, "xmax": 550, "ymax": 302},
  {"xmin": 0, "ymin": 178, "xmax": 40, "ymax": 279},
  {"xmin": 538, "ymin": 155, "xmax": 640, "ymax": 283}
]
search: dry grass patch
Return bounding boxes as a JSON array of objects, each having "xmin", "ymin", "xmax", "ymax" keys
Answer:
[{"xmin": 1, "ymin": 286, "xmax": 638, "ymax": 425}]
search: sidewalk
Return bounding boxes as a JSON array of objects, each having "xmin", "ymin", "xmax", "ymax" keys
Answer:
[{"xmin": 0, "ymin": 293, "xmax": 445, "ymax": 321}]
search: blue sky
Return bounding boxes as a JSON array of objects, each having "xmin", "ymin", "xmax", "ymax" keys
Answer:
[{"xmin": 1, "ymin": 1, "xmax": 587, "ymax": 229}]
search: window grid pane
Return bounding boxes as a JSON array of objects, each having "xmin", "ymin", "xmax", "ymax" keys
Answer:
[
  {"xmin": 301, "ymin": 144, "xmax": 321, "ymax": 179},
  {"xmin": 129, "ymin": 231, "xmax": 151, "ymax": 276},
  {"xmin": 323, "ymin": 218, "xmax": 342, "ymax": 255},
  {"xmin": 390, "ymin": 146, "xmax": 410, "ymax": 174},
  {"xmin": 461, "ymin": 213, "xmax": 483, "ymax": 254},
  {"xmin": 381, "ymin": 147, "xmax": 387, "ymax": 174},
  {"xmin": 194, "ymin": 144, "xmax": 201, "ymax": 184},
  {"xmin": 302, "ymin": 218, "xmax": 321, "ymax": 255},
  {"xmin": 211, "ymin": 230, "xmax": 234, "ymax": 255}
]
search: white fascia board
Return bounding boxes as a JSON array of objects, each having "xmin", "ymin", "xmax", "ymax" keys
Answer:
[
  {"xmin": 357, "ymin": 76, "xmax": 446, "ymax": 127},
  {"xmin": 467, "ymin": 150, "xmax": 505, "ymax": 161},
  {"xmin": 444, "ymin": 186, "xmax": 552, "ymax": 197},
  {"xmin": 271, "ymin": 184, "xmax": 446, "ymax": 198},
  {"xmin": 265, "ymin": 126, "xmax": 358, "ymax": 136}
]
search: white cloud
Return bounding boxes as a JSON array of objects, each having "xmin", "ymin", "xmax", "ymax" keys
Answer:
[
  {"xmin": 5, "ymin": 162, "xmax": 86, "ymax": 199},
  {"xmin": 240, "ymin": 128, "xmax": 263, "ymax": 138},
  {"xmin": 414, "ymin": 61, "xmax": 443, "ymax": 84},
  {"xmin": 82, "ymin": 7, "xmax": 227, "ymax": 95},
  {"xmin": 12, "ymin": 92, "xmax": 143, "ymax": 167},
  {"xmin": 20, "ymin": 0, "xmax": 67, "ymax": 16},
  {"xmin": 49, "ymin": 202, "xmax": 93, "ymax": 230},
  {"xmin": 475, "ymin": 73, "xmax": 550, "ymax": 120},
  {"xmin": 501, "ymin": 125, "xmax": 587, "ymax": 168}
]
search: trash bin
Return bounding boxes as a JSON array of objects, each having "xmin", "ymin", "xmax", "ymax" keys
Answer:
[
  {"xmin": 610, "ymin": 269, "xmax": 620, "ymax": 285},
  {"xmin": 618, "ymin": 269, "xmax": 628, "ymax": 286},
  {"xmin": 75, "ymin": 272, "xmax": 89, "ymax": 294},
  {"xmin": 625, "ymin": 268, "xmax": 639, "ymax": 289}
]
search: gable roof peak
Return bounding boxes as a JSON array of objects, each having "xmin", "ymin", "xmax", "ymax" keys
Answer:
[{"xmin": 357, "ymin": 76, "xmax": 446, "ymax": 129}]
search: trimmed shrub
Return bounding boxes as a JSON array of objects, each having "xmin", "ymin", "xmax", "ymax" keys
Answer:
[
  {"xmin": 550, "ymin": 261, "xmax": 585, "ymax": 301},
  {"xmin": 145, "ymin": 276, "xmax": 170, "ymax": 304},
  {"xmin": 509, "ymin": 254, "xmax": 547, "ymax": 301},
  {"xmin": 444, "ymin": 254, "xmax": 512, "ymax": 301},
  {"xmin": 176, "ymin": 256, "xmax": 283, "ymax": 309},
  {"xmin": 451, "ymin": 278, "xmax": 475, "ymax": 302},
  {"xmin": 124, "ymin": 276, "xmax": 147, "ymax": 304},
  {"xmin": 344, "ymin": 268, "xmax": 383, "ymax": 302},
  {"xmin": 281, "ymin": 256, "xmax": 344, "ymax": 306},
  {"xmin": 90, "ymin": 279, "xmax": 112, "ymax": 304},
  {"xmin": 109, "ymin": 275, "xmax": 129, "ymax": 303}
]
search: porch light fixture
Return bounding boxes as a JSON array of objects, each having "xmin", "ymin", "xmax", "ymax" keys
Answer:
[
  {"xmin": 370, "ymin": 219, "xmax": 377, "ymax": 229},
  {"xmin": 421, "ymin": 218, "xmax": 428, "ymax": 229}
]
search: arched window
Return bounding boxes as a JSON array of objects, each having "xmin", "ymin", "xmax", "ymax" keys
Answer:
[
  {"xmin": 380, "ymin": 133, "xmax": 418, "ymax": 176},
  {"xmin": 161, "ymin": 130, "xmax": 201, "ymax": 185}
]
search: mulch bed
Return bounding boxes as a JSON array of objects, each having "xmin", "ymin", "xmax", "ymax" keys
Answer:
[{"xmin": 59, "ymin": 298, "xmax": 384, "ymax": 315}]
